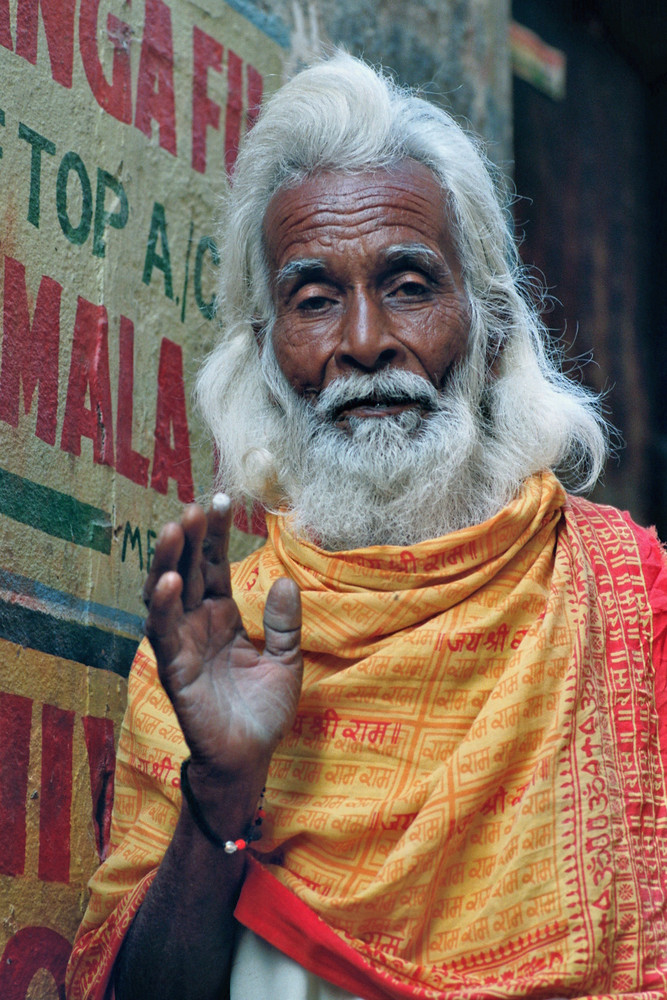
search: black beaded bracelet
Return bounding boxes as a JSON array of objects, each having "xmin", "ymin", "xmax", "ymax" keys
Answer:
[{"xmin": 179, "ymin": 757, "xmax": 264, "ymax": 854}]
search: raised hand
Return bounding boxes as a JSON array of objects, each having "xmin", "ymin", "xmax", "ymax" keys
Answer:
[
  {"xmin": 143, "ymin": 495, "xmax": 302, "ymax": 797},
  {"xmin": 114, "ymin": 495, "xmax": 299, "ymax": 1000}
]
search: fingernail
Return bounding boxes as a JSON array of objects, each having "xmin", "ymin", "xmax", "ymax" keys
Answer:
[{"xmin": 212, "ymin": 492, "xmax": 231, "ymax": 514}]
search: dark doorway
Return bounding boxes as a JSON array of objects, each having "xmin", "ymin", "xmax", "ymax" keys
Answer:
[{"xmin": 512, "ymin": 0, "xmax": 667, "ymax": 534}]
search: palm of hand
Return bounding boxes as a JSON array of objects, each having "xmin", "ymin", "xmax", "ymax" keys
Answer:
[{"xmin": 160, "ymin": 594, "xmax": 302, "ymax": 775}]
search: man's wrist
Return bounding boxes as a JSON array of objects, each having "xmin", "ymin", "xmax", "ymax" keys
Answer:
[
  {"xmin": 180, "ymin": 756, "xmax": 269, "ymax": 847},
  {"xmin": 180, "ymin": 758, "xmax": 265, "ymax": 852}
]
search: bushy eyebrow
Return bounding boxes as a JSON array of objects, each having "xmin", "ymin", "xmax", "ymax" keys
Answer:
[
  {"xmin": 274, "ymin": 258, "xmax": 327, "ymax": 292},
  {"xmin": 273, "ymin": 243, "xmax": 449, "ymax": 295},
  {"xmin": 381, "ymin": 243, "xmax": 446, "ymax": 277}
]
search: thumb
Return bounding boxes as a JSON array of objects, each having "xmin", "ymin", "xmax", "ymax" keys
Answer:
[{"xmin": 263, "ymin": 577, "xmax": 301, "ymax": 661}]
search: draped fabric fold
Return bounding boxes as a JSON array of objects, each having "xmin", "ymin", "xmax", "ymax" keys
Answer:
[{"xmin": 66, "ymin": 473, "xmax": 667, "ymax": 999}]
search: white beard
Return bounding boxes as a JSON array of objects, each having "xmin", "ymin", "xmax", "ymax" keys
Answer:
[{"xmin": 260, "ymin": 340, "xmax": 516, "ymax": 550}]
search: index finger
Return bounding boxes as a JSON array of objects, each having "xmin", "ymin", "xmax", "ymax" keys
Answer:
[
  {"xmin": 142, "ymin": 521, "xmax": 185, "ymax": 607},
  {"xmin": 201, "ymin": 492, "xmax": 233, "ymax": 597}
]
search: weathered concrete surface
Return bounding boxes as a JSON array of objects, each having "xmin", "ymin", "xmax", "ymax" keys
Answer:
[
  {"xmin": 0, "ymin": 0, "xmax": 285, "ymax": 993},
  {"xmin": 261, "ymin": 0, "xmax": 512, "ymax": 168}
]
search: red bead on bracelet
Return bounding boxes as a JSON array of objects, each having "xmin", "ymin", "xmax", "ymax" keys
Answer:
[{"xmin": 224, "ymin": 838, "xmax": 248, "ymax": 854}]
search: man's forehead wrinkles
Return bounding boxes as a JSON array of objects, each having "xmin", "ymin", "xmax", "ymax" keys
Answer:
[
  {"xmin": 272, "ymin": 214, "xmax": 448, "ymax": 259},
  {"xmin": 269, "ymin": 178, "xmax": 444, "ymax": 229},
  {"xmin": 263, "ymin": 161, "xmax": 462, "ymax": 281},
  {"xmin": 279, "ymin": 191, "xmax": 443, "ymax": 229}
]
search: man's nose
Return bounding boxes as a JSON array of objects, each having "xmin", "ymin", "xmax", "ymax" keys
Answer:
[{"xmin": 334, "ymin": 291, "xmax": 404, "ymax": 372}]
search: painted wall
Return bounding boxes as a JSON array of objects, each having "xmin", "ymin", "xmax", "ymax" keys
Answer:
[
  {"xmin": 0, "ymin": 2, "xmax": 511, "ymax": 997},
  {"xmin": 0, "ymin": 0, "xmax": 285, "ymax": 993}
]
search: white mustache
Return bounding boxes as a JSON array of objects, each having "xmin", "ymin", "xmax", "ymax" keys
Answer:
[{"xmin": 312, "ymin": 370, "xmax": 440, "ymax": 422}]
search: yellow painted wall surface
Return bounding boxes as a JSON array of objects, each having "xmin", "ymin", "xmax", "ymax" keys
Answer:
[{"xmin": 0, "ymin": 0, "xmax": 285, "ymax": 993}]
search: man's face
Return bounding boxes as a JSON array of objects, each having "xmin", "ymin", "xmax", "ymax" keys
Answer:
[{"xmin": 263, "ymin": 160, "xmax": 471, "ymax": 431}]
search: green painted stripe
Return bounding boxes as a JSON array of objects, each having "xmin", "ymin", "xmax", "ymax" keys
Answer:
[
  {"xmin": 0, "ymin": 600, "xmax": 136, "ymax": 677},
  {"xmin": 0, "ymin": 467, "xmax": 112, "ymax": 554}
]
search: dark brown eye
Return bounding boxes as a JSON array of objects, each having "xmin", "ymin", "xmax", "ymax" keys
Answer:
[
  {"xmin": 393, "ymin": 280, "xmax": 428, "ymax": 297},
  {"xmin": 298, "ymin": 295, "xmax": 332, "ymax": 311}
]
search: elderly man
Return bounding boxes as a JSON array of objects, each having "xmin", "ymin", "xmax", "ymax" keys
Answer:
[{"xmin": 67, "ymin": 55, "xmax": 667, "ymax": 1000}]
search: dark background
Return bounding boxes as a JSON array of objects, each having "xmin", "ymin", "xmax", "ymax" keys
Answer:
[{"xmin": 512, "ymin": 0, "xmax": 667, "ymax": 535}]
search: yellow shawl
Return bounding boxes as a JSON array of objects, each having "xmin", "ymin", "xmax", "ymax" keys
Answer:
[{"xmin": 68, "ymin": 472, "xmax": 667, "ymax": 999}]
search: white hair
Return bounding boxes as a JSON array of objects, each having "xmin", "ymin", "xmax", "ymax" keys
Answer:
[{"xmin": 196, "ymin": 53, "xmax": 609, "ymax": 544}]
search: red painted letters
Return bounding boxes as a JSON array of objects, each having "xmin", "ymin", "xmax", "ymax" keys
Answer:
[
  {"xmin": 150, "ymin": 337, "xmax": 194, "ymax": 502},
  {"xmin": 0, "ymin": 693, "xmax": 32, "ymax": 877},
  {"xmin": 4, "ymin": 0, "xmax": 263, "ymax": 168},
  {"xmin": 38, "ymin": 704, "xmax": 75, "ymax": 883},
  {"xmin": 0, "ymin": 255, "xmax": 61, "ymax": 445},
  {"xmin": 15, "ymin": 0, "xmax": 76, "ymax": 87},
  {"xmin": 116, "ymin": 315, "xmax": 150, "ymax": 487},
  {"xmin": 60, "ymin": 296, "xmax": 115, "ymax": 466},
  {"xmin": 134, "ymin": 0, "xmax": 177, "ymax": 155},
  {"xmin": 192, "ymin": 26, "xmax": 222, "ymax": 174},
  {"xmin": 0, "ymin": 258, "xmax": 195, "ymax": 498},
  {"xmin": 0, "ymin": 926, "xmax": 71, "ymax": 1000},
  {"xmin": 0, "ymin": 694, "xmax": 117, "ymax": 880},
  {"xmin": 79, "ymin": 0, "xmax": 132, "ymax": 123},
  {"xmin": 0, "ymin": 0, "xmax": 11, "ymax": 49}
]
